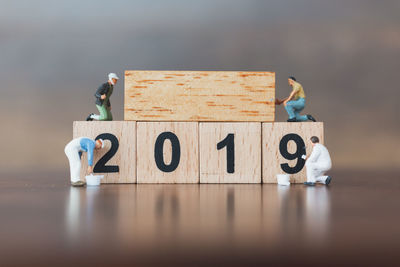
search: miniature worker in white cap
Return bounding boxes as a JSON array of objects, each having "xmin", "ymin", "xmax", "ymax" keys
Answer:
[
  {"xmin": 303, "ymin": 136, "xmax": 332, "ymax": 186},
  {"xmin": 64, "ymin": 137, "xmax": 104, "ymax": 187},
  {"xmin": 87, "ymin": 73, "xmax": 119, "ymax": 121}
]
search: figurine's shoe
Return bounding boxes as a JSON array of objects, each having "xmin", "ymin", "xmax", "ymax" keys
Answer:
[
  {"xmin": 307, "ymin": 114, "xmax": 316, "ymax": 122},
  {"xmin": 287, "ymin": 118, "xmax": 297, "ymax": 122},
  {"xmin": 71, "ymin": 181, "xmax": 86, "ymax": 187},
  {"xmin": 303, "ymin": 182, "xmax": 316, "ymax": 186},
  {"xmin": 325, "ymin": 176, "xmax": 332, "ymax": 185},
  {"xmin": 86, "ymin": 113, "xmax": 94, "ymax": 121}
]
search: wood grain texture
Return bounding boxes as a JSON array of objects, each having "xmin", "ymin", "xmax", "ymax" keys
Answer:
[
  {"xmin": 262, "ymin": 122, "xmax": 324, "ymax": 183},
  {"xmin": 136, "ymin": 122, "xmax": 199, "ymax": 183},
  {"xmin": 130, "ymin": 185, "xmax": 201, "ymax": 244},
  {"xmin": 199, "ymin": 123, "xmax": 261, "ymax": 183},
  {"xmin": 199, "ymin": 185, "xmax": 262, "ymax": 242},
  {"xmin": 73, "ymin": 121, "xmax": 136, "ymax": 183},
  {"xmin": 124, "ymin": 70, "xmax": 275, "ymax": 122}
]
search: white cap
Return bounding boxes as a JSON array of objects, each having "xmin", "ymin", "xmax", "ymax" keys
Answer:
[
  {"xmin": 108, "ymin": 73, "xmax": 119, "ymax": 80},
  {"xmin": 98, "ymin": 139, "xmax": 105, "ymax": 149}
]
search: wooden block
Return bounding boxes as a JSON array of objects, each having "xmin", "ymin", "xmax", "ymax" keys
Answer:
[
  {"xmin": 125, "ymin": 70, "xmax": 275, "ymax": 122},
  {"xmin": 262, "ymin": 122, "xmax": 324, "ymax": 183},
  {"xmin": 136, "ymin": 122, "xmax": 199, "ymax": 183},
  {"xmin": 73, "ymin": 121, "xmax": 136, "ymax": 183},
  {"xmin": 199, "ymin": 123, "xmax": 261, "ymax": 183}
]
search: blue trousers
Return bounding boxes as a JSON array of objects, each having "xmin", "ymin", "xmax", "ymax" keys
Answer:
[{"xmin": 285, "ymin": 98, "xmax": 308, "ymax": 121}]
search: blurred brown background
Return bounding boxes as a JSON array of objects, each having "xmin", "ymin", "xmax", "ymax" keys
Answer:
[{"xmin": 1, "ymin": 0, "xmax": 399, "ymax": 174}]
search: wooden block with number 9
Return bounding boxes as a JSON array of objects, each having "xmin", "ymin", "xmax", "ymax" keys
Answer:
[
  {"xmin": 262, "ymin": 122, "xmax": 324, "ymax": 183},
  {"xmin": 73, "ymin": 121, "xmax": 136, "ymax": 183}
]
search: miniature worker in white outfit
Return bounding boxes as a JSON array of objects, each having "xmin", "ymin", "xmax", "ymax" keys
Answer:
[
  {"xmin": 64, "ymin": 137, "xmax": 104, "ymax": 187},
  {"xmin": 304, "ymin": 136, "xmax": 332, "ymax": 186}
]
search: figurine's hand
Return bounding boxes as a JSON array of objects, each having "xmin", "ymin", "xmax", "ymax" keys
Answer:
[
  {"xmin": 101, "ymin": 94, "xmax": 106, "ymax": 100},
  {"xmin": 87, "ymin": 166, "xmax": 93, "ymax": 174},
  {"xmin": 283, "ymin": 100, "xmax": 288, "ymax": 106},
  {"xmin": 275, "ymin": 98, "xmax": 282, "ymax": 105}
]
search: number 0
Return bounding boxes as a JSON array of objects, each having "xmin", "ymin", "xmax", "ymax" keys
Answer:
[{"xmin": 154, "ymin": 132, "xmax": 181, "ymax": 172}]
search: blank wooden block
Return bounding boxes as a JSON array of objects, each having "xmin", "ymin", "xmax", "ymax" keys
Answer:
[
  {"xmin": 125, "ymin": 70, "xmax": 275, "ymax": 122},
  {"xmin": 136, "ymin": 122, "xmax": 199, "ymax": 183},
  {"xmin": 200, "ymin": 123, "xmax": 261, "ymax": 183},
  {"xmin": 262, "ymin": 122, "xmax": 324, "ymax": 183},
  {"xmin": 73, "ymin": 121, "xmax": 136, "ymax": 183}
]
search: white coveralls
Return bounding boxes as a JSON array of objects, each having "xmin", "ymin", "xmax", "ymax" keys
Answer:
[
  {"xmin": 305, "ymin": 143, "xmax": 332, "ymax": 184},
  {"xmin": 64, "ymin": 137, "xmax": 87, "ymax": 183}
]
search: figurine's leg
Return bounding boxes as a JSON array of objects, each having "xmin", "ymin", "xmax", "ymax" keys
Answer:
[
  {"xmin": 89, "ymin": 114, "xmax": 100, "ymax": 120},
  {"xmin": 315, "ymin": 166, "xmax": 331, "ymax": 184},
  {"xmin": 65, "ymin": 148, "xmax": 82, "ymax": 183},
  {"xmin": 305, "ymin": 161, "xmax": 317, "ymax": 183},
  {"xmin": 315, "ymin": 174, "xmax": 328, "ymax": 184},
  {"xmin": 97, "ymin": 104, "xmax": 108, "ymax": 121},
  {"xmin": 106, "ymin": 108, "xmax": 113, "ymax": 121},
  {"xmin": 291, "ymin": 98, "xmax": 308, "ymax": 122},
  {"xmin": 284, "ymin": 101, "xmax": 296, "ymax": 119},
  {"xmin": 295, "ymin": 113, "xmax": 308, "ymax": 122}
]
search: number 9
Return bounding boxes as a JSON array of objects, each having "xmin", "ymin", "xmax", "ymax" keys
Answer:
[{"xmin": 279, "ymin": 133, "xmax": 306, "ymax": 174}]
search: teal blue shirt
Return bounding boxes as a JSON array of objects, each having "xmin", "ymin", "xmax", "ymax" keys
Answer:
[{"xmin": 80, "ymin": 138, "xmax": 96, "ymax": 166}]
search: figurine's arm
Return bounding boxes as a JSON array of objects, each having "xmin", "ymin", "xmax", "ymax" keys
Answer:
[
  {"xmin": 283, "ymin": 90, "xmax": 296, "ymax": 105},
  {"xmin": 307, "ymin": 146, "xmax": 320, "ymax": 163},
  {"xmin": 86, "ymin": 140, "xmax": 96, "ymax": 168},
  {"xmin": 95, "ymin": 84, "xmax": 107, "ymax": 99}
]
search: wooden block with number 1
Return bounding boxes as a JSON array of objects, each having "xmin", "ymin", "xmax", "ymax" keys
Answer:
[
  {"xmin": 73, "ymin": 121, "xmax": 136, "ymax": 183},
  {"xmin": 199, "ymin": 123, "xmax": 261, "ymax": 183},
  {"xmin": 262, "ymin": 122, "xmax": 324, "ymax": 183}
]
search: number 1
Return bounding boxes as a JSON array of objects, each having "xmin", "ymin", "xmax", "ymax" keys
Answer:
[{"xmin": 217, "ymin": 133, "xmax": 235, "ymax": 173}]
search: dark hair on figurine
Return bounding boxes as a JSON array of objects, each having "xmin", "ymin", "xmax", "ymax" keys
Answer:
[
  {"xmin": 288, "ymin": 76, "xmax": 296, "ymax": 81},
  {"xmin": 310, "ymin": 136, "xmax": 319, "ymax": 143}
]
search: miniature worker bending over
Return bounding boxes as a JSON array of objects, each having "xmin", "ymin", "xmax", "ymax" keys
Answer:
[
  {"xmin": 304, "ymin": 136, "xmax": 332, "ymax": 186},
  {"xmin": 87, "ymin": 73, "xmax": 119, "ymax": 121},
  {"xmin": 64, "ymin": 137, "xmax": 104, "ymax": 187},
  {"xmin": 276, "ymin": 76, "xmax": 316, "ymax": 122}
]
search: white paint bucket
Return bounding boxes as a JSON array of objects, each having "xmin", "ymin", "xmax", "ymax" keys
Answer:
[
  {"xmin": 85, "ymin": 174, "xmax": 104, "ymax": 186},
  {"xmin": 276, "ymin": 174, "xmax": 290, "ymax": 186}
]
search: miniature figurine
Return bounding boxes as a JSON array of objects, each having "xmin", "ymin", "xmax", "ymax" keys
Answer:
[
  {"xmin": 64, "ymin": 137, "xmax": 104, "ymax": 187},
  {"xmin": 86, "ymin": 73, "xmax": 119, "ymax": 121},
  {"xmin": 303, "ymin": 136, "xmax": 332, "ymax": 186},
  {"xmin": 275, "ymin": 76, "xmax": 316, "ymax": 122}
]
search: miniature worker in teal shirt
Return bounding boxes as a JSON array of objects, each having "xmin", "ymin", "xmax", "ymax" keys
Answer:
[
  {"xmin": 64, "ymin": 137, "xmax": 104, "ymax": 187},
  {"xmin": 276, "ymin": 76, "xmax": 316, "ymax": 122},
  {"xmin": 87, "ymin": 73, "xmax": 119, "ymax": 121}
]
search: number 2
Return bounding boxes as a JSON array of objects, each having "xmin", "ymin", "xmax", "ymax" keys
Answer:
[{"xmin": 93, "ymin": 133, "xmax": 120, "ymax": 173}]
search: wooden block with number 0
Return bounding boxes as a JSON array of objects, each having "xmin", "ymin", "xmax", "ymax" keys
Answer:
[
  {"xmin": 262, "ymin": 122, "xmax": 324, "ymax": 183},
  {"xmin": 73, "ymin": 121, "xmax": 136, "ymax": 183},
  {"xmin": 199, "ymin": 123, "xmax": 261, "ymax": 183},
  {"xmin": 136, "ymin": 122, "xmax": 199, "ymax": 183}
]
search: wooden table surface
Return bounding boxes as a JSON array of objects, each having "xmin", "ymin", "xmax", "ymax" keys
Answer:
[{"xmin": 0, "ymin": 169, "xmax": 399, "ymax": 267}]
